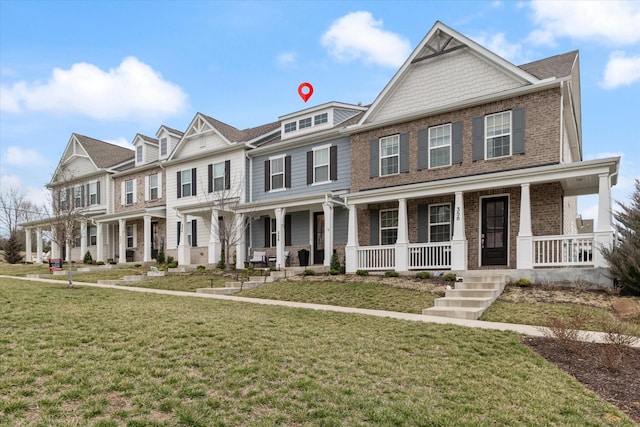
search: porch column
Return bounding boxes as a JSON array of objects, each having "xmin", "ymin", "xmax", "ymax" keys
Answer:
[
  {"xmin": 118, "ymin": 219, "xmax": 126, "ymax": 264},
  {"xmin": 51, "ymin": 227, "xmax": 60, "ymax": 260},
  {"xmin": 96, "ymin": 223, "xmax": 104, "ymax": 262},
  {"xmin": 594, "ymin": 173, "xmax": 613, "ymax": 268},
  {"xmin": 517, "ymin": 183, "xmax": 533, "ymax": 269},
  {"xmin": 36, "ymin": 227, "xmax": 43, "ymax": 263},
  {"xmin": 323, "ymin": 202, "xmax": 334, "ymax": 267},
  {"xmin": 451, "ymin": 191, "xmax": 468, "ymax": 270},
  {"xmin": 395, "ymin": 198, "xmax": 408, "ymax": 272},
  {"xmin": 143, "ymin": 215, "xmax": 152, "ymax": 263},
  {"xmin": 25, "ymin": 228, "xmax": 32, "ymax": 263},
  {"xmin": 178, "ymin": 213, "xmax": 190, "ymax": 265},
  {"xmin": 235, "ymin": 213, "xmax": 246, "ymax": 269},
  {"xmin": 80, "ymin": 219, "xmax": 87, "ymax": 262},
  {"xmin": 275, "ymin": 207, "xmax": 286, "ymax": 269},
  {"xmin": 345, "ymin": 202, "xmax": 359, "ymax": 273},
  {"xmin": 208, "ymin": 209, "xmax": 221, "ymax": 264}
]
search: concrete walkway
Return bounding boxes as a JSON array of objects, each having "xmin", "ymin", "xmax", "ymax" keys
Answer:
[{"xmin": 2, "ymin": 275, "xmax": 638, "ymax": 348}]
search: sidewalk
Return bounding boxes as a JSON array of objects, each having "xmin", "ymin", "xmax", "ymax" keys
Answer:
[{"xmin": 2, "ymin": 275, "xmax": 638, "ymax": 348}]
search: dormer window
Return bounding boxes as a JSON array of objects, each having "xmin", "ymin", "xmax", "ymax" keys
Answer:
[
  {"xmin": 136, "ymin": 145, "xmax": 143, "ymax": 163},
  {"xmin": 314, "ymin": 113, "xmax": 328, "ymax": 125},
  {"xmin": 299, "ymin": 117, "xmax": 312, "ymax": 129},
  {"xmin": 284, "ymin": 122, "xmax": 296, "ymax": 133},
  {"xmin": 160, "ymin": 138, "xmax": 168, "ymax": 157}
]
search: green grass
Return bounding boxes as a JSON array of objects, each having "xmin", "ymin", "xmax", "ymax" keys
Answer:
[
  {"xmin": 238, "ymin": 280, "xmax": 438, "ymax": 314},
  {"xmin": 0, "ymin": 279, "xmax": 634, "ymax": 426},
  {"xmin": 122, "ymin": 272, "xmax": 227, "ymax": 292}
]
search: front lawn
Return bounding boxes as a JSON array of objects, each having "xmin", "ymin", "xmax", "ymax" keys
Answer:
[{"xmin": 0, "ymin": 279, "xmax": 634, "ymax": 426}]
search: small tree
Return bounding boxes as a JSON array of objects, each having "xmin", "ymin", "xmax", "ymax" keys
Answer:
[
  {"xmin": 3, "ymin": 233, "xmax": 23, "ymax": 264},
  {"xmin": 602, "ymin": 179, "xmax": 640, "ymax": 294}
]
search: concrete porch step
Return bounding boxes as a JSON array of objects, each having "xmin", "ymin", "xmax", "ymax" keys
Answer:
[
  {"xmin": 445, "ymin": 289, "xmax": 502, "ymax": 298},
  {"xmin": 434, "ymin": 297, "xmax": 493, "ymax": 308},
  {"xmin": 196, "ymin": 287, "xmax": 242, "ymax": 295},
  {"xmin": 422, "ymin": 306, "xmax": 486, "ymax": 320},
  {"xmin": 224, "ymin": 281, "xmax": 264, "ymax": 289}
]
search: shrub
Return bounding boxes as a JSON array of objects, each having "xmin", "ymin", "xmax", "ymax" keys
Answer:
[
  {"xmin": 514, "ymin": 278, "xmax": 532, "ymax": 287},
  {"xmin": 217, "ymin": 250, "xmax": 226, "ymax": 270},
  {"xmin": 595, "ymin": 313, "xmax": 639, "ymax": 370},
  {"xmin": 416, "ymin": 271, "xmax": 432, "ymax": 280},
  {"xmin": 197, "ymin": 265, "xmax": 206, "ymax": 272},
  {"xmin": 442, "ymin": 273, "xmax": 457, "ymax": 282},
  {"xmin": 3, "ymin": 234, "xmax": 23, "ymax": 264},
  {"xmin": 355, "ymin": 269, "xmax": 369, "ymax": 276},
  {"xmin": 328, "ymin": 269, "xmax": 340, "ymax": 275},
  {"xmin": 168, "ymin": 261, "xmax": 178, "ymax": 269},
  {"xmin": 166, "ymin": 256, "xmax": 175, "ymax": 265},
  {"xmin": 384, "ymin": 270, "xmax": 399, "ymax": 277},
  {"xmin": 540, "ymin": 309, "xmax": 591, "ymax": 356},
  {"xmin": 303, "ymin": 269, "xmax": 315, "ymax": 276},
  {"xmin": 156, "ymin": 247, "xmax": 165, "ymax": 265},
  {"xmin": 108, "ymin": 260, "xmax": 117, "ymax": 265},
  {"xmin": 330, "ymin": 253, "xmax": 341, "ymax": 272},
  {"xmin": 96, "ymin": 261, "xmax": 105, "ymax": 266},
  {"xmin": 134, "ymin": 264, "xmax": 142, "ymax": 268},
  {"xmin": 83, "ymin": 251, "xmax": 93, "ymax": 264}
]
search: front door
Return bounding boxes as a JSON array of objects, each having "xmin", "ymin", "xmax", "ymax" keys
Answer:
[
  {"xmin": 313, "ymin": 212, "xmax": 324, "ymax": 265},
  {"xmin": 481, "ymin": 196, "xmax": 508, "ymax": 266},
  {"xmin": 151, "ymin": 222, "xmax": 159, "ymax": 260}
]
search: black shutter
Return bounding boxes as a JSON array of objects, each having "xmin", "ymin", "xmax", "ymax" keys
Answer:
[
  {"xmin": 177, "ymin": 221, "xmax": 181, "ymax": 245},
  {"xmin": 452, "ymin": 121, "xmax": 463, "ymax": 164},
  {"xmin": 472, "ymin": 117, "xmax": 484, "ymax": 161},
  {"xmin": 96, "ymin": 181, "xmax": 100, "ymax": 204},
  {"xmin": 418, "ymin": 205, "xmax": 428, "ymax": 243},
  {"xmin": 207, "ymin": 164, "xmax": 213, "ymax": 193},
  {"xmin": 330, "ymin": 145, "xmax": 338, "ymax": 181},
  {"xmin": 264, "ymin": 160, "xmax": 270, "ymax": 192},
  {"xmin": 285, "ymin": 156, "xmax": 291, "ymax": 188},
  {"xmin": 370, "ymin": 209, "xmax": 379, "ymax": 245},
  {"xmin": 306, "ymin": 151, "xmax": 313, "ymax": 185},
  {"xmin": 191, "ymin": 168, "xmax": 197, "ymax": 196},
  {"xmin": 285, "ymin": 215, "xmax": 291, "ymax": 246},
  {"xmin": 191, "ymin": 220, "xmax": 197, "ymax": 247},
  {"xmin": 417, "ymin": 129, "xmax": 428, "ymax": 170},
  {"xmin": 369, "ymin": 139, "xmax": 379, "ymax": 178},
  {"xmin": 85, "ymin": 184, "xmax": 90, "ymax": 206},
  {"xmin": 264, "ymin": 217, "xmax": 270, "ymax": 247},
  {"xmin": 400, "ymin": 133, "xmax": 409, "ymax": 173},
  {"xmin": 81, "ymin": 186, "xmax": 85, "ymax": 207},
  {"xmin": 66, "ymin": 189, "xmax": 71, "ymax": 210},
  {"xmin": 512, "ymin": 108, "xmax": 525, "ymax": 154},
  {"xmin": 177, "ymin": 171, "xmax": 182, "ymax": 198},
  {"xmin": 224, "ymin": 160, "xmax": 231, "ymax": 190}
]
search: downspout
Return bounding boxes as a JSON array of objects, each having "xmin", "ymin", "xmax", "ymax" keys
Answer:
[{"xmin": 559, "ymin": 81, "xmax": 564, "ymax": 163}]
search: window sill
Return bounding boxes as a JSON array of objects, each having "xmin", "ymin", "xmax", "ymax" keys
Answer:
[
  {"xmin": 311, "ymin": 180, "xmax": 332, "ymax": 186},
  {"xmin": 268, "ymin": 188, "xmax": 287, "ymax": 193}
]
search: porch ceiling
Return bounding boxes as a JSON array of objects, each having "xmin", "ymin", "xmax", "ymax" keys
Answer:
[{"xmin": 94, "ymin": 206, "xmax": 166, "ymax": 223}]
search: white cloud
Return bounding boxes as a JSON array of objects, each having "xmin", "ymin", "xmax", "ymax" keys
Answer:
[
  {"xmin": 0, "ymin": 174, "xmax": 50, "ymax": 210},
  {"xmin": 276, "ymin": 52, "xmax": 297, "ymax": 68},
  {"xmin": 528, "ymin": 0, "xmax": 640, "ymax": 46},
  {"xmin": 0, "ymin": 57, "xmax": 189, "ymax": 120},
  {"xmin": 2, "ymin": 146, "xmax": 47, "ymax": 167},
  {"xmin": 321, "ymin": 11, "xmax": 411, "ymax": 68},
  {"xmin": 470, "ymin": 33, "xmax": 527, "ymax": 64},
  {"xmin": 601, "ymin": 51, "xmax": 640, "ymax": 89},
  {"xmin": 104, "ymin": 137, "xmax": 133, "ymax": 150}
]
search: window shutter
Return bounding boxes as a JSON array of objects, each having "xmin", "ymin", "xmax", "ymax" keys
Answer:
[
  {"xmin": 400, "ymin": 133, "xmax": 409, "ymax": 173},
  {"xmin": 512, "ymin": 108, "xmax": 525, "ymax": 154},
  {"xmin": 285, "ymin": 156, "xmax": 291, "ymax": 188},
  {"xmin": 418, "ymin": 205, "xmax": 428, "ymax": 243},
  {"xmin": 144, "ymin": 176, "xmax": 149, "ymax": 201},
  {"xmin": 191, "ymin": 220, "xmax": 197, "ymax": 247},
  {"xmin": 132, "ymin": 224, "xmax": 137, "ymax": 248},
  {"xmin": 177, "ymin": 171, "xmax": 182, "ymax": 199},
  {"xmin": 263, "ymin": 217, "xmax": 270, "ymax": 247},
  {"xmin": 177, "ymin": 221, "xmax": 181, "ymax": 246},
  {"xmin": 285, "ymin": 215, "xmax": 291, "ymax": 246},
  {"xmin": 157, "ymin": 173, "xmax": 162, "ymax": 199},
  {"xmin": 452, "ymin": 121, "xmax": 463, "ymax": 164},
  {"xmin": 191, "ymin": 168, "xmax": 197, "ymax": 196},
  {"xmin": 417, "ymin": 129, "xmax": 428, "ymax": 170},
  {"xmin": 80, "ymin": 185, "xmax": 85, "ymax": 207},
  {"xmin": 207, "ymin": 164, "xmax": 213, "ymax": 193},
  {"xmin": 472, "ymin": 117, "xmax": 484, "ymax": 161},
  {"xmin": 132, "ymin": 179, "xmax": 137, "ymax": 203},
  {"xmin": 96, "ymin": 181, "xmax": 100, "ymax": 204},
  {"xmin": 369, "ymin": 139, "xmax": 379, "ymax": 178},
  {"xmin": 330, "ymin": 145, "xmax": 338, "ymax": 181},
  {"xmin": 370, "ymin": 209, "xmax": 379, "ymax": 245},
  {"xmin": 225, "ymin": 160, "xmax": 231, "ymax": 190},
  {"xmin": 121, "ymin": 182, "xmax": 125, "ymax": 205},
  {"xmin": 85, "ymin": 184, "xmax": 90, "ymax": 206},
  {"xmin": 306, "ymin": 151, "xmax": 313, "ymax": 185},
  {"xmin": 264, "ymin": 160, "xmax": 270, "ymax": 192}
]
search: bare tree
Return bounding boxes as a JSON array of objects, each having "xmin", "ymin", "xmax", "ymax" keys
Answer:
[{"xmin": 0, "ymin": 185, "xmax": 42, "ymax": 239}]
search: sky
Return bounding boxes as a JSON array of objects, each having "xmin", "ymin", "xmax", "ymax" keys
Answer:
[{"xmin": 1, "ymin": 0, "xmax": 639, "ymax": 224}]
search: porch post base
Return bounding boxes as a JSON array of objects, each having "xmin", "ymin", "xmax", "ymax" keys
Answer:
[
  {"xmin": 516, "ymin": 236, "xmax": 533, "ymax": 269},
  {"xmin": 178, "ymin": 245, "xmax": 190, "ymax": 266},
  {"xmin": 450, "ymin": 240, "xmax": 467, "ymax": 270},
  {"xmin": 345, "ymin": 245, "xmax": 358, "ymax": 273},
  {"xmin": 593, "ymin": 231, "xmax": 613, "ymax": 268},
  {"xmin": 208, "ymin": 242, "xmax": 222, "ymax": 265},
  {"xmin": 395, "ymin": 243, "xmax": 408, "ymax": 272}
]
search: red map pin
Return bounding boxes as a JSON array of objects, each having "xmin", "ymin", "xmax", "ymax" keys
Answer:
[{"xmin": 298, "ymin": 82, "xmax": 313, "ymax": 102}]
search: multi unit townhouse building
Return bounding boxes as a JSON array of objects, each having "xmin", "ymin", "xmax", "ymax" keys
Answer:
[{"xmin": 21, "ymin": 21, "xmax": 619, "ymax": 284}]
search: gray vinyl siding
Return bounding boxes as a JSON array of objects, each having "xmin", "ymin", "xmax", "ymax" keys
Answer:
[
  {"xmin": 333, "ymin": 207, "xmax": 348, "ymax": 243},
  {"xmin": 251, "ymin": 217, "xmax": 266, "ymax": 248},
  {"xmin": 333, "ymin": 109, "xmax": 359, "ymax": 125},
  {"xmin": 251, "ymin": 136, "xmax": 351, "ymax": 203},
  {"xmin": 290, "ymin": 211, "xmax": 309, "ymax": 246}
]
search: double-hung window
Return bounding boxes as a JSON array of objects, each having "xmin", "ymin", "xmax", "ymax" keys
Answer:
[
  {"xmin": 74, "ymin": 186, "xmax": 82, "ymax": 208},
  {"xmin": 160, "ymin": 138, "xmax": 168, "ymax": 157},
  {"xmin": 429, "ymin": 204, "xmax": 451, "ymax": 242},
  {"xmin": 429, "ymin": 124, "xmax": 451, "ymax": 168},
  {"xmin": 299, "ymin": 117, "xmax": 312, "ymax": 129},
  {"xmin": 125, "ymin": 180, "xmax": 134, "ymax": 205},
  {"xmin": 149, "ymin": 174, "xmax": 158, "ymax": 200},
  {"xmin": 136, "ymin": 145, "xmax": 143, "ymax": 163},
  {"xmin": 60, "ymin": 189, "xmax": 68, "ymax": 211},
  {"xmin": 284, "ymin": 122, "xmax": 296, "ymax": 133},
  {"xmin": 213, "ymin": 162, "xmax": 225, "ymax": 192},
  {"xmin": 380, "ymin": 209, "xmax": 398, "ymax": 245},
  {"xmin": 314, "ymin": 113, "xmax": 328, "ymax": 125},
  {"xmin": 313, "ymin": 146, "xmax": 330, "ymax": 183},
  {"xmin": 380, "ymin": 135, "xmax": 399, "ymax": 176},
  {"xmin": 180, "ymin": 169, "xmax": 192, "ymax": 197},
  {"xmin": 126, "ymin": 225, "xmax": 134, "ymax": 248},
  {"xmin": 486, "ymin": 111, "xmax": 511, "ymax": 159},
  {"xmin": 89, "ymin": 182, "xmax": 98, "ymax": 205},
  {"xmin": 89, "ymin": 226, "xmax": 97, "ymax": 246},
  {"xmin": 270, "ymin": 156, "xmax": 285, "ymax": 191},
  {"xmin": 270, "ymin": 218, "xmax": 277, "ymax": 247}
]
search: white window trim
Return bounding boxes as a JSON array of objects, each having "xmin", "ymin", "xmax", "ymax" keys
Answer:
[
  {"xmin": 213, "ymin": 162, "xmax": 225, "ymax": 192},
  {"xmin": 314, "ymin": 112, "xmax": 328, "ymax": 126},
  {"xmin": 270, "ymin": 218, "xmax": 277, "ymax": 247},
  {"xmin": 428, "ymin": 203, "xmax": 452, "ymax": 243},
  {"xmin": 269, "ymin": 155, "xmax": 286, "ymax": 193},
  {"xmin": 148, "ymin": 174, "xmax": 159, "ymax": 200},
  {"xmin": 379, "ymin": 209, "xmax": 398, "ymax": 246},
  {"xmin": 89, "ymin": 182, "xmax": 98, "ymax": 205},
  {"xmin": 73, "ymin": 186, "xmax": 82, "ymax": 208},
  {"xmin": 312, "ymin": 144, "xmax": 331, "ymax": 185},
  {"xmin": 89, "ymin": 226, "xmax": 97, "ymax": 246},
  {"xmin": 136, "ymin": 145, "xmax": 143, "ymax": 164},
  {"xmin": 126, "ymin": 224, "xmax": 137, "ymax": 248},
  {"xmin": 299, "ymin": 117, "xmax": 312, "ymax": 129},
  {"xmin": 428, "ymin": 124, "xmax": 452, "ymax": 169},
  {"xmin": 125, "ymin": 179, "xmax": 135, "ymax": 205},
  {"xmin": 160, "ymin": 138, "xmax": 168, "ymax": 157},
  {"xmin": 485, "ymin": 111, "xmax": 512, "ymax": 160},
  {"xmin": 379, "ymin": 135, "xmax": 400, "ymax": 177},
  {"xmin": 284, "ymin": 122, "xmax": 297, "ymax": 133},
  {"xmin": 181, "ymin": 169, "xmax": 192, "ymax": 197}
]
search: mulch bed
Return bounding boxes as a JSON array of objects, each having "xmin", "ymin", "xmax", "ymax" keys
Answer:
[{"xmin": 523, "ymin": 336, "xmax": 640, "ymax": 423}]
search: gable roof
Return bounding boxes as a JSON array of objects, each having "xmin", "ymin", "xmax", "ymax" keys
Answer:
[
  {"xmin": 74, "ymin": 134, "xmax": 134, "ymax": 168},
  {"xmin": 134, "ymin": 133, "xmax": 159, "ymax": 146},
  {"xmin": 518, "ymin": 50, "xmax": 578, "ymax": 80},
  {"xmin": 199, "ymin": 114, "xmax": 280, "ymax": 143}
]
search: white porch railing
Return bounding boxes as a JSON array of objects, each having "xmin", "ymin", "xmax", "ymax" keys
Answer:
[
  {"xmin": 408, "ymin": 242, "xmax": 452, "ymax": 269},
  {"xmin": 533, "ymin": 234, "xmax": 594, "ymax": 267},
  {"xmin": 357, "ymin": 245, "xmax": 395, "ymax": 270}
]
